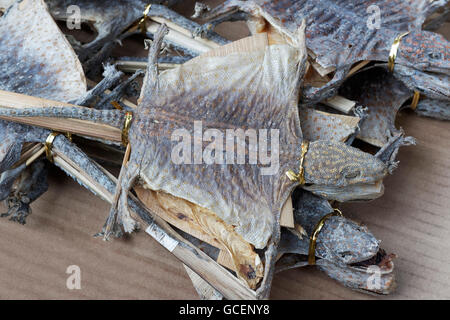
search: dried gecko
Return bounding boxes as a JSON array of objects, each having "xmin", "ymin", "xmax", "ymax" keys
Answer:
[
  {"xmin": 276, "ymin": 188, "xmax": 395, "ymax": 295},
  {"xmin": 0, "ymin": 24, "xmax": 398, "ymax": 297},
  {"xmin": 340, "ymin": 67, "xmax": 414, "ymax": 147},
  {"xmin": 44, "ymin": 0, "xmax": 228, "ymax": 63},
  {"xmin": 196, "ymin": 0, "xmax": 450, "ymax": 117},
  {"xmin": 0, "ymin": 119, "xmax": 395, "ymax": 296},
  {"xmin": 0, "ymin": 0, "xmax": 140, "ymax": 221},
  {"xmin": 0, "ymin": 0, "xmax": 86, "ymax": 222}
]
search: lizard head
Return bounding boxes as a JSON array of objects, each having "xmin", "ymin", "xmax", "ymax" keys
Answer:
[
  {"xmin": 316, "ymin": 216, "xmax": 396, "ymax": 295},
  {"xmin": 278, "ymin": 213, "xmax": 396, "ymax": 295},
  {"xmin": 302, "ymin": 141, "xmax": 388, "ymax": 201},
  {"xmin": 316, "ymin": 216, "xmax": 379, "ymax": 265},
  {"xmin": 398, "ymin": 30, "xmax": 450, "ymax": 76}
]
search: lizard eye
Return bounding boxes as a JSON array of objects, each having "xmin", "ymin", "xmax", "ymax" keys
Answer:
[
  {"xmin": 428, "ymin": 52, "xmax": 442, "ymax": 60},
  {"xmin": 344, "ymin": 170, "xmax": 360, "ymax": 180}
]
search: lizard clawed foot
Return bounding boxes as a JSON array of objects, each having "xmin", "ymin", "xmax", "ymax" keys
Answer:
[
  {"xmin": 99, "ymin": 189, "xmax": 139, "ymax": 241},
  {"xmin": 94, "ymin": 218, "xmax": 123, "ymax": 240},
  {"xmin": 1, "ymin": 195, "xmax": 31, "ymax": 225}
]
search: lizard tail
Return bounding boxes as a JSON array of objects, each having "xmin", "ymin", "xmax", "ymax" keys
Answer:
[{"xmin": 0, "ymin": 106, "xmax": 126, "ymax": 129}]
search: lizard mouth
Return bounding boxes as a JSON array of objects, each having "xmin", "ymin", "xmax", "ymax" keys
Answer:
[
  {"xmin": 349, "ymin": 248, "xmax": 397, "ymax": 294},
  {"xmin": 350, "ymin": 248, "xmax": 396, "ymax": 272},
  {"xmin": 304, "ymin": 179, "xmax": 385, "ymax": 202}
]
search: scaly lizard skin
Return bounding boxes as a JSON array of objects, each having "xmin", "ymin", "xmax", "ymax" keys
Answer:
[
  {"xmin": 0, "ymin": 0, "xmax": 86, "ymax": 224},
  {"xmin": 299, "ymin": 107, "xmax": 362, "ymax": 143},
  {"xmin": 0, "ymin": 0, "xmax": 86, "ymax": 101},
  {"xmin": 0, "ymin": 24, "xmax": 394, "ymax": 298},
  {"xmin": 103, "ymin": 25, "xmax": 389, "ymax": 298},
  {"xmin": 276, "ymin": 188, "xmax": 396, "ymax": 295},
  {"xmin": 340, "ymin": 67, "xmax": 414, "ymax": 147},
  {"xmin": 44, "ymin": 0, "xmax": 228, "ymax": 62},
  {"xmin": 196, "ymin": 0, "xmax": 450, "ymax": 116},
  {"xmin": 0, "ymin": 0, "xmax": 138, "ymax": 222}
]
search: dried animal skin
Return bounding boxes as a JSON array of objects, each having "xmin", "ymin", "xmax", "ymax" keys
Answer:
[
  {"xmin": 415, "ymin": 97, "xmax": 450, "ymax": 120},
  {"xmin": 0, "ymin": 0, "xmax": 87, "ymax": 223},
  {"xmin": 0, "ymin": 26, "xmax": 393, "ymax": 298},
  {"xmin": 136, "ymin": 187, "xmax": 264, "ymax": 288},
  {"xmin": 299, "ymin": 108, "xmax": 360, "ymax": 143},
  {"xmin": 135, "ymin": 31, "xmax": 306, "ymax": 250},
  {"xmin": 45, "ymin": 0, "xmax": 226, "ymax": 59},
  {"xmin": 201, "ymin": 0, "xmax": 450, "ymax": 109},
  {"xmin": 340, "ymin": 67, "xmax": 413, "ymax": 147},
  {"xmin": 391, "ymin": 64, "xmax": 450, "ymax": 120},
  {"xmin": 276, "ymin": 189, "xmax": 396, "ymax": 294},
  {"xmin": 205, "ymin": 0, "xmax": 449, "ymax": 73},
  {"xmin": 2, "ymin": 161, "xmax": 48, "ymax": 224},
  {"xmin": 0, "ymin": 0, "xmax": 86, "ymax": 102}
]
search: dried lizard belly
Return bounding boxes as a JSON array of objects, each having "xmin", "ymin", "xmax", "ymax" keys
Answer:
[
  {"xmin": 0, "ymin": 0, "xmax": 86, "ymax": 101},
  {"xmin": 138, "ymin": 39, "xmax": 305, "ymax": 249}
]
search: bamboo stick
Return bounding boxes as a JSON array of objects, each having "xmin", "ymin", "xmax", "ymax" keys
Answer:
[
  {"xmin": 50, "ymin": 148, "xmax": 256, "ymax": 300},
  {"xmin": 323, "ymin": 95, "xmax": 356, "ymax": 114},
  {"xmin": 145, "ymin": 20, "xmax": 217, "ymax": 54},
  {"xmin": 115, "ymin": 60, "xmax": 177, "ymax": 73},
  {"xmin": 184, "ymin": 265, "xmax": 224, "ymax": 300},
  {"xmin": 148, "ymin": 16, "xmax": 220, "ymax": 51},
  {"xmin": 0, "ymin": 90, "xmax": 122, "ymax": 142},
  {"xmin": 347, "ymin": 60, "xmax": 370, "ymax": 78},
  {"xmin": 280, "ymin": 197, "xmax": 294, "ymax": 228}
]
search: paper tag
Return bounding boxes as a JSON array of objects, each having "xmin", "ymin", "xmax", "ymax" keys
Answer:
[{"xmin": 145, "ymin": 224, "xmax": 179, "ymax": 252}]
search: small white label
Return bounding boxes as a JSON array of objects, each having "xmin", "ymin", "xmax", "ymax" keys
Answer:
[{"xmin": 145, "ymin": 224, "xmax": 179, "ymax": 252}]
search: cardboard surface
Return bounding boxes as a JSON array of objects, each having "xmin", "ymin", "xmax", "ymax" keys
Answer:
[{"xmin": 0, "ymin": 0, "xmax": 449, "ymax": 299}]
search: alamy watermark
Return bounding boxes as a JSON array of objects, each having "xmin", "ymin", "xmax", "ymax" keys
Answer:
[
  {"xmin": 366, "ymin": 5, "xmax": 381, "ymax": 30},
  {"xmin": 171, "ymin": 121, "xmax": 280, "ymax": 176},
  {"xmin": 66, "ymin": 5, "xmax": 81, "ymax": 30},
  {"xmin": 366, "ymin": 265, "xmax": 381, "ymax": 290},
  {"xmin": 66, "ymin": 265, "xmax": 81, "ymax": 290}
]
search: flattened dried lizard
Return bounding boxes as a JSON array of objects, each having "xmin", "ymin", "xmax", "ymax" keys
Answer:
[
  {"xmin": 0, "ymin": 24, "xmax": 398, "ymax": 297},
  {"xmin": 276, "ymin": 188, "xmax": 396, "ymax": 295},
  {"xmin": 340, "ymin": 67, "xmax": 416, "ymax": 147},
  {"xmin": 44, "ymin": 0, "xmax": 228, "ymax": 66},
  {"xmin": 196, "ymin": 0, "xmax": 450, "ymax": 117},
  {"xmin": 0, "ymin": 0, "xmax": 141, "ymax": 222}
]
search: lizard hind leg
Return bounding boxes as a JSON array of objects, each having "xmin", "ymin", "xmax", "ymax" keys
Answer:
[{"xmin": 101, "ymin": 158, "xmax": 140, "ymax": 240}]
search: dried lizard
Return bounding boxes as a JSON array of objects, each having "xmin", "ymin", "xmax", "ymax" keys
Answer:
[
  {"xmin": 44, "ymin": 0, "xmax": 228, "ymax": 64},
  {"xmin": 196, "ymin": 0, "xmax": 450, "ymax": 117},
  {"xmin": 276, "ymin": 188, "xmax": 395, "ymax": 295},
  {"xmin": 340, "ymin": 67, "xmax": 415, "ymax": 147},
  {"xmin": 0, "ymin": 24, "xmax": 398, "ymax": 297},
  {"xmin": 0, "ymin": 0, "xmax": 141, "ymax": 222}
]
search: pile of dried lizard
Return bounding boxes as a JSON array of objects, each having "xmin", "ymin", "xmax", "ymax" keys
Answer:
[{"xmin": 0, "ymin": 0, "xmax": 448, "ymax": 299}]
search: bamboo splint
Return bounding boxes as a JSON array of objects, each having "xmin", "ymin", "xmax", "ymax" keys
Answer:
[
  {"xmin": 145, "ymin": 16, "xmax": 220, "ymax": 54},
  {"xmin": 46, "ymin": 146, "xmax": 257, "ymax": 300},
  {"xmin": 0, "ymin": 90, "xmax": 122, "ymax": 142}
]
